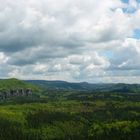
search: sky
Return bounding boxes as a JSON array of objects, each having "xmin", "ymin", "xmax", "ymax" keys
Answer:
[{"xmin": 0, "ymin": 0, "xmax": 140, "ymax": 83}]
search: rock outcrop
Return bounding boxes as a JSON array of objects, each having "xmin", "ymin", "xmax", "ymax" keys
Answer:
[{"xmin": 0, "ymin": 88, "xmax": 32, "ymax": 100}]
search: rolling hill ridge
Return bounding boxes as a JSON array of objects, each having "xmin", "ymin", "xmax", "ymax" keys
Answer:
[{"xmin": 25, "ymin": 80, "xmax": 140, "ymax": 93}]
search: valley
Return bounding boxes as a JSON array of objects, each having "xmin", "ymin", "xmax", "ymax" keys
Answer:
[{"xmin": 0, "ymin": 79, "xmax": 140, "ymax": 140}]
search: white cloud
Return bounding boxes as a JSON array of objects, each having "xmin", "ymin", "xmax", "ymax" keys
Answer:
[
  {"xmin": 0, "ymin": 52, "xmax": 9, "ymax": 64},
  {"xmin": 0, "ymin": 0, "xmax": 140, "ymax": 83}
]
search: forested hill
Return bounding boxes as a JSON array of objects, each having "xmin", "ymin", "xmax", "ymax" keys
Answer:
[
  {"xmin": 25, "ymin": 80, "xmax": 140, "ymax": 93},
  {"xmin": 0, "ymin": 78, "xmax": 40, "ymax": 92}
]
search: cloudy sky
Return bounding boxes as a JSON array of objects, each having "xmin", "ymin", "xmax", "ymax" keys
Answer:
[{"xmin": 0, "ymin": 0, "xmax": 140, "ymax": 83}]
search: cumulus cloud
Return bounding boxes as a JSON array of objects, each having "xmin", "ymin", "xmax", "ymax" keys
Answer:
[
  {"xmin": 0, "ymin": 52, "xmax": 9, "ymax": 64},
  {"xmin": 0, "ymin": 0, "xmax": 140, "ymax": 83}
]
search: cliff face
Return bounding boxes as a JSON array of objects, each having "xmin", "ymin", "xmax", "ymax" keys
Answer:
[{"xmin": 0, "ymin": 88, "xmax": 32, "ymax": 99}]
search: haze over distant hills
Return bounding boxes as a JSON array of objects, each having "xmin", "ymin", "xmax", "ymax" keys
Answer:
[{"xmin": 25, "ymin": 80, "xmax": 140, "ymax": 93}]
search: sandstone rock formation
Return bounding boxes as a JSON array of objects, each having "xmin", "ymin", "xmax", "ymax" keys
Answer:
[{"xmin": 0, "ymin": 89, "xmax": 32, "ymax": 100}]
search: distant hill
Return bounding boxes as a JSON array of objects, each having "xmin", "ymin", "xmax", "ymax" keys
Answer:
[
  {"xmin": 25, "ymin": 80, "xmax": 98, "ymax": 90},
  {"xmin": 0, "ymin": 78, "xmax": 40, "ymax": 92},
  {"xmin": 25, "ymin": 80, "xmax": 140, "ymax": 93},
  {"xmin": 1, "ymin": 78, "xmax": 140, "ymax": 93}
]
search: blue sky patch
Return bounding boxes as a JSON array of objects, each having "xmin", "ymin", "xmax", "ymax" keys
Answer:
[
  {"xmin": 133, "ymin": 29, "xmax": 140, "ymax": 39},
  {"xmin": 121, "ymin": 0, "xmax": 129, "ymax": 3},
  {"xmin": 100, "ymin": 51, "xmax": 113, "ymax": 59},
  {"xmin": 136, "ymin": 0, "xmax": 140, "ymax": 3},
  {"xmin": 122, "ymin": 7, "xmax": 137, "ymax": 13}
]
